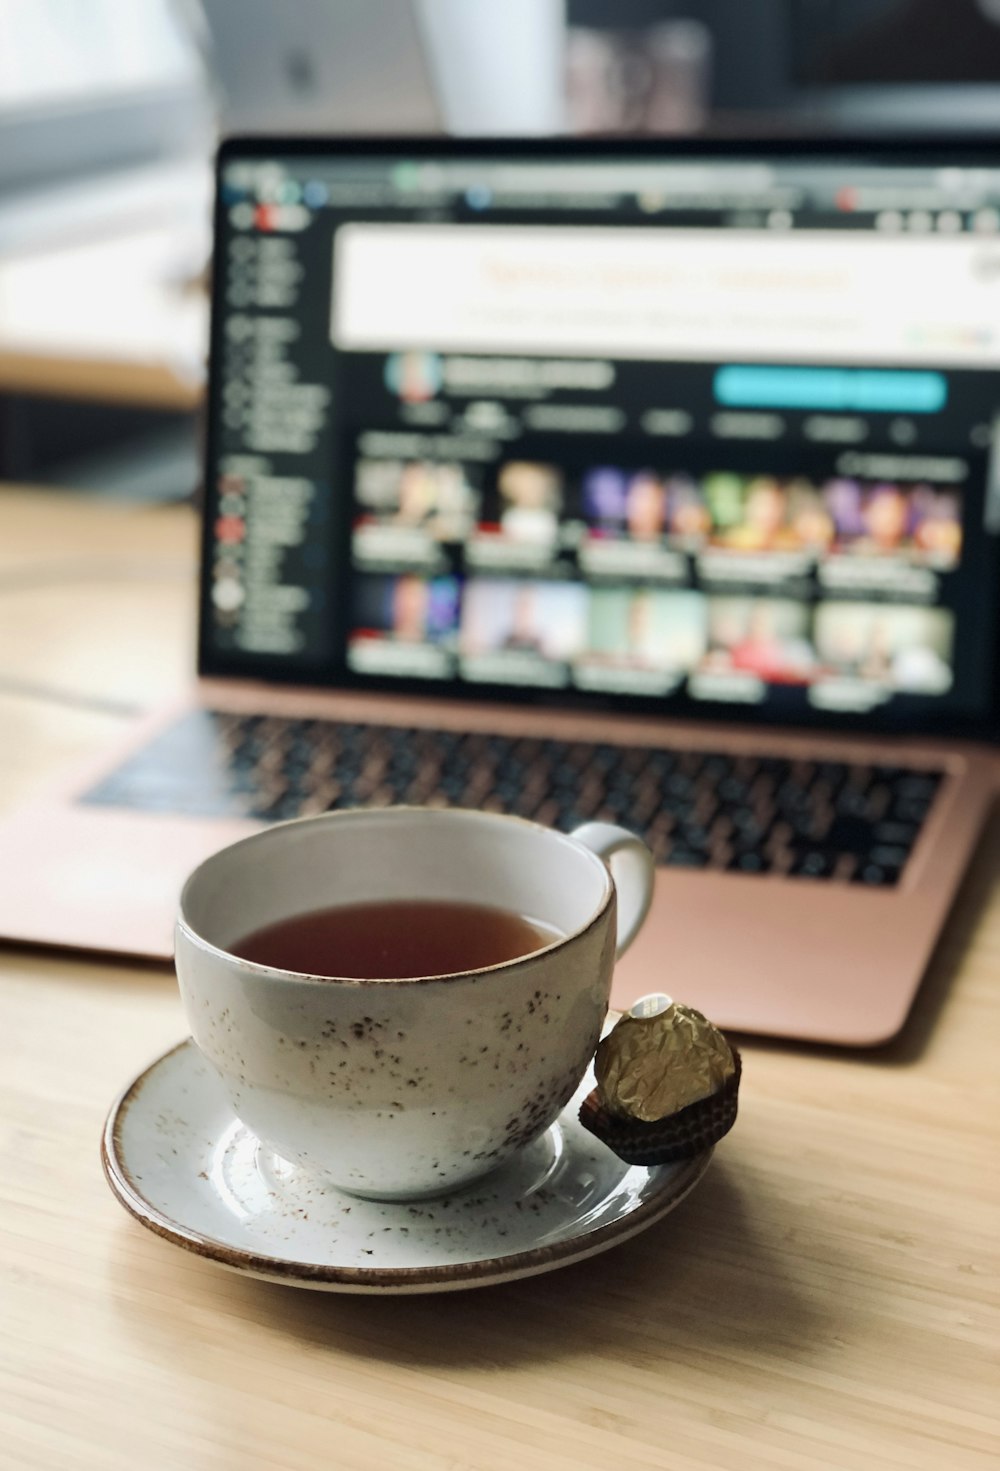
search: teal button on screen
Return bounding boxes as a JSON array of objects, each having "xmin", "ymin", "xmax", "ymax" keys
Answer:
[{"xmin": 714, "ymin": 366, "xmax": 947, "ymax": 413}]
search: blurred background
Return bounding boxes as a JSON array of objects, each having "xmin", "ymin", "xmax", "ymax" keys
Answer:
[{"xmin": 4, "ymin": 0, "xmax": 1000, "ymax": 505}]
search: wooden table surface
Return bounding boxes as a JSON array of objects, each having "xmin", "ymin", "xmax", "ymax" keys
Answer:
[{"xmin": 1, "ymin": 486, "xmax": 997, "ymax": 1471}]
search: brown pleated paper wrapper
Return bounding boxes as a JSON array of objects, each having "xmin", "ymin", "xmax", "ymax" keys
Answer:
[
  {"xmin": 579, "ymin": 1048, "xmax": 741, "ymax": 1164},
  {"xmin": 578, "ymin": 1000, "xmax": 741, "ymax": 1164}
]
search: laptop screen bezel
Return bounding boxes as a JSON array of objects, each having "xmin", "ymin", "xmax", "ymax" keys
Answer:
[{"xmin": 198, "ymin": 132, "xmax": 1000, "ymax": 745}]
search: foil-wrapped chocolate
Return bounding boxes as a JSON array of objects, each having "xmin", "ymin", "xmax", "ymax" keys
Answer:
[{"xmin": 594, "ymin": 995, "xmax": 735, "ymax": 1122}]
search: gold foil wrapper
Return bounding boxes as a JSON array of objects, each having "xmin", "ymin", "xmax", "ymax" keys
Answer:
[{"xmin": 595, "ymin": 1001, "xmax": 735, "ymax": 1122}]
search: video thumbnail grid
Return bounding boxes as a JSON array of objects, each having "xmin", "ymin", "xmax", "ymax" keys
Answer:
[{"xmin": 346, "ymin": 455, "xmax": 959, "ymax": 706}]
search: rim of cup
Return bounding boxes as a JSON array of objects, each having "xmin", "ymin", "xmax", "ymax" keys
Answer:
[{"xmin": 176, "ymin": 806, "xmax": 616, "ymax": 987}]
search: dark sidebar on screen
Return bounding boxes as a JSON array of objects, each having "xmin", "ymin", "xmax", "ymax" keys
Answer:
[
  {"xmin": 202, "ymin": 166, "xmax": 345, "ymax": 673},
  {"xmin": 199, "ymin": 143, "xmax": 1000, "ymax": 737}
]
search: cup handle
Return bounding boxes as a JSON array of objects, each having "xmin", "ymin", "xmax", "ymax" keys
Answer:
[{"xmin": 570, "ymin": 823, "xmax": 655, "ymax": 959}]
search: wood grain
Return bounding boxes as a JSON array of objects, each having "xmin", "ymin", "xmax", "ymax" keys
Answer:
[
  {"xmin": 0, "ymin": 488, "xmax": 197, "ymax": 809},
  {"xmin": 0, "ymin": 487, "xmax": 997, "ymax": 1471},
  {"xmin": 0, "ymin": 348, "xmax": 202, "ymax": 410}
]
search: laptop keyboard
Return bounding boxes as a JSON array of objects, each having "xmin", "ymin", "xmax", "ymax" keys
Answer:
[{"xmin": 81, "ymin": 709, "xmax": 944, "ymax": 887}]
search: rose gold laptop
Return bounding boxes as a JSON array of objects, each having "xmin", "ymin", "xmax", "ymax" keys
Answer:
[{"xmin": 3, "ymin": 136, "xmax": 999, "ymax": 1046}]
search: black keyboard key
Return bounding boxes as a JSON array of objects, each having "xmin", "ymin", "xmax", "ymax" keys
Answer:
[
  {"xmin": 644, "ymin": 751, "xmax": 677, "ymax": 778},
  {"xmin": 776, "ymin": 782, "xmax": 813, "ymax": 815},
  {"xmin": 835, "ymin": 787, "xmax": 872, "ymax": 818},
  {"xmin": 666, "ymin": 772, "xmax": 696, "ymax": 800},
  {"xmin": 780, "ymin": 811, "xmax": 816, "ymax": 844},
  {"xmin": 601, "ymin": 791, "xmax": 635, "ymax": 820},
  {"xmin": 717, "ymin": 776, "xmax": 752, "ymax": 804},
  {"xmin": 588, "ymin": 745, "xmax": 622, "ymax": 775},
  {"xmin": 731, "ymin": 820, "xmax": 770, "ymax": 853},
  {"xmin": 726, "ymin": 804, "xmax": 754, "ymax": 828},
  {"xmin": 666, "ymin": 848, "xmax": 710, "ymax": 869},
  {"xmin": 893, "ymin": 797, "xmax": 934, "ymax": 825},
  {"xmin": 825, "ymin": 815, "xmax": 878, "ymax": 854},
  {"xmin": 793, "ymin": 851, "xmax": 835, "ymax": 878},
  {"xmin": 872, "ymin": 820, "xmax": 918, "ymax": 846},
  {"xmin": 895, "ymin": 774, "xmax": 940, "ymax": 800},
  {"xmin": 676, "ymin": 822, "xmax": 712, "ymax": 850},
  {"xmin": 855, "ymin": 862, "xmax": 902, "ymax": 887}
]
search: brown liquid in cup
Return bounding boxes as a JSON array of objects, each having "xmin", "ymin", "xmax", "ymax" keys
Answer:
[{"xmin": 231, "ymin": 899, "xmax": 558, "ymax": 979}]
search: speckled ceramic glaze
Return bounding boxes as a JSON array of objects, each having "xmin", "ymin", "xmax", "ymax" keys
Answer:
[
  {"xmin": 102, "ymin": 1039, "xmax": 711, "ymax": 1293},
  {"xmin": 175, "ymin": 808, "xmax": 654, "ymax": 1199}
]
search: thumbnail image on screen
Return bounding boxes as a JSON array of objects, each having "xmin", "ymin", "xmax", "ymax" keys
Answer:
[
  {"xmin": 354, "ymin": 458, "xmax": 480, "ymax": 541},
  {"xmin": 582, "ymin": 468, "xmax": 711, "ymax": 543},
  {"xmin": 348, "ymin": 572, "xmax": 461, "ymax": 680},
  {"xmin": 814, "ymin": 601, "xmax": 954, "ymax": 694},
  {"xmin": 703, "ymin": 475, "xmax": 834, "ymax": 554},
  {"xmin": 461, "ymin": 578, "xmax": 587, "ymax": 660},
  {"xmin": 583, "ymin": 588, "xmax": 707, "ymax": 671},
  {"xmin": 822, "ymin": 480, "xmax": 962, "ymax": 566},
  {"xmin": 698, "ymin": 472, "xmax": 962, "ymax": 567},
  {"xmin": 497, "ymin": 461, "xmax": 564, "ymax": 547},
  {"xmin": 701, "ymin": 597, "xmax": 815, "ymax": 685},
  {"xmin": 352, "ymin": 572, "xmax": 460, "ymax": 644}
]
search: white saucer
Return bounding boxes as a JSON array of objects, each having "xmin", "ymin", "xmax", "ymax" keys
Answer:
[{"xmin": 102, "ymin": 1040, "xmax": 712, "ymax": 1294}]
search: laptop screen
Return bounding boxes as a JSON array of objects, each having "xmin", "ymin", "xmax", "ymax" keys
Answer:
[{"xmin": 200, "ymin": 138, "xmax": 1000, "ymax": 737}]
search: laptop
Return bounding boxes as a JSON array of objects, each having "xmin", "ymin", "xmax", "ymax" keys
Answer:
[{"xmin": 4, "ymin": 135, "xmax": 999, "ymax": 1046}]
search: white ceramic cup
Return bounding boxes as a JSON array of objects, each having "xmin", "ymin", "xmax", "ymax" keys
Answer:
[{"xmin": 175, "ymin": 807, "xmax": 654, "ymax": 1199}]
